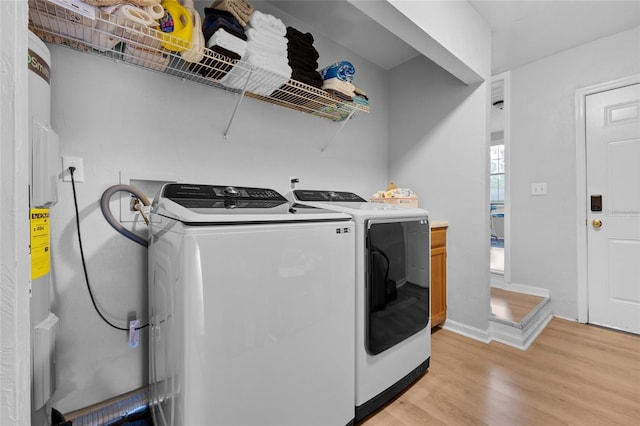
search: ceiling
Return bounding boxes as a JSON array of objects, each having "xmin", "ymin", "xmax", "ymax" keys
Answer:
[
  {"xmin": 469, "ymin": 0, "xmax": 640, "ymax": 74},
  {"xmin": 261, "ymin": 1, "xmax": 639, "ymax": 74}
]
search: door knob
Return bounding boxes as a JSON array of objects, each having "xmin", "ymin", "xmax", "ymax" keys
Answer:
[{"xmin": 592, "ymin": 219, "xmax": 603, "ymax": 229}]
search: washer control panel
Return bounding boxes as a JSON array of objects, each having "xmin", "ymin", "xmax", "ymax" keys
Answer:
[
  {"xmin": 294, "ymin": 190, "xmax": 366, "ymax": 202},
  {"xmin": 163, "ymin": 184, "xmax": 287, "ymax": 208}
]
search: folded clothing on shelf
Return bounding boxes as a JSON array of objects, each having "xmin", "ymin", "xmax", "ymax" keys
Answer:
[
  {"xmin": 319, "ymin": 60, "xmax": 355, "ymax": 82},
  {"xmin": 83, "ymin": 0, "xmax": 160, "ymax": 6},
  {"xmin": 202, "ymin": 8, "xmax": 245, "ymax": 41},
  {"xmin": 194, "ymin": 8, "xmax": 247, "ymax": 79},
  {"xmin": 190, "ymin": 44, "xmax": 239, "ymax": 80},
  {"xmin": 248, "ymin": 9, "xmax": 286, "ymax": 36},
  {"xmin": 285, "ymin": 26, "xmax": 322, "ymax": 89},
  {"xmin": 245, "ymin": 28, "xmax": 288, "ymax": 53},
  {"xmin": 322, "ymin": 77, "xmax": 355, "ymax": 100},
  {"xmin": 353, "ymin": 86, "xmax": 369, "ymax": 106},
  {"xmin": 209, "ymin": 0, "xmax": 254, "ymax": 27},
  {"xmin": 207, "ymin": 27, "xmax": 247, "ymax": 57},
  {"xmin": 218, "ymin": 11, "xmax": 291, "ymax": 96},
  {"xmin": 291, "ymin": 69, "xmax": 323, "ymax": 89}
]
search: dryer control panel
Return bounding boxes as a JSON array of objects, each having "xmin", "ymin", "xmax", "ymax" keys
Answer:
[
  {"xmin": 294, "ymin": 190, "xmax": 366, "ymax": 202},
  {"xmin": 163, "ymin": 184, "xmax": 287, "ymax": 209}
]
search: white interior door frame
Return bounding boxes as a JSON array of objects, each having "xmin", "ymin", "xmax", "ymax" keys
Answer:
[
  {"xmin": 575, "ymin": 74, "xmax": 640, "ymax": 324},
  {"xmin": 491, "ymin": 71, "xmax": 511, "ymax": 284}
]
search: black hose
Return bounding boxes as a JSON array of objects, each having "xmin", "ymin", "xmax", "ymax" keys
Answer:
[{"xmin": 70, "ymin": 168, "xmax": 149, "ymax": 331}]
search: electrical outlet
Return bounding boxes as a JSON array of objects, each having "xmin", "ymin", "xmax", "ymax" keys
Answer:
[
  {"xmin": 531, "ymin": 182, "xmax": 547, "ymax": 196},
  {"xmin": 62, "ymin": 156, "xmax": 84, "ymax": 182}
]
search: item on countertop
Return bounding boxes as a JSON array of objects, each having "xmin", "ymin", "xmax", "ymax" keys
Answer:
[
  {"xmin": 370, "ymin": 184, "xmax": 419, "ymax": 208},
  {"xmin": 209, "ymin": 0, "xmax": 254, "ymax": 27},
  {"xmin": 202, "ymin": 8, "xmax": 245, "ymax": 42},
  {"xmin": 319, "ymin": 60, "xmax": 355, "ymax": 82},
  {"xmin": 248, "ymin": 9, "xmax": 286, "ymax": 36},
  {"xmin": 83, "ymin": 0, "xmax": 160, "ymax": 6},
  {"xmin": 180, "ymin": 0, "xmax": 205, "ymax": 63},
  {"xmin": 158, "ymin": 0, "xmax": 193, "ymax": 52}
]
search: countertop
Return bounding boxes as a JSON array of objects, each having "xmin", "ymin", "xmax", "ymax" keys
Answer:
[{"xmin": 431, "ymin": 220, "xmax": 449, "ymax": 228}]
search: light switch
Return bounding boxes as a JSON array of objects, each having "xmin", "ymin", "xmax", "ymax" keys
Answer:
[{"xmin": 531, "ymin": 182, "xmax": 547, "ymax": 196}]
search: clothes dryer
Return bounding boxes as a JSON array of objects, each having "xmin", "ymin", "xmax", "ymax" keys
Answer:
[
  {"xmin": 149, "ymin": 183, "xmax": 355, "ymax": 426},
  {"xmin": 290, "ymin": 189, "xmax": 431, "ymax": 421}
]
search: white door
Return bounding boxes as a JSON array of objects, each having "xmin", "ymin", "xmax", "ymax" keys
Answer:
[{"xmin": 586, "ymin": 83, "xmax": 640, "ymax": 334}]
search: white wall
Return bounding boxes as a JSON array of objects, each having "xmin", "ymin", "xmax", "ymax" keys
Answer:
[
  {"xmin": 509, "ymin": 27, "xmax": 640, "ymax": 319},
  {"xmin": 388, "ymin": 0, "xmax": 488, "ymax": 82},
  {"xmin": 48, "ymin": 28, "xmax": 389, "ymax": 412},
  {"xmin": 388, "ymin": 51, "xmax": 491, "ymax": 333},
  {"xmin": 1, "ymin": 2, "xmax": 31, "ymax": 424}
]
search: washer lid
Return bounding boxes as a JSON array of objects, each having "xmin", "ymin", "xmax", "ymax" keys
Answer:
[
  {"xmin": 153, "ymin": 183, "xmax": 351, "ymax": 224},
  {"xmin": 290, "ymin": 189, "xmax": 429, "ymax": 221}
]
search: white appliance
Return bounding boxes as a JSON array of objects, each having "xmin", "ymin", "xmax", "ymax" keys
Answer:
[
  {"xmin": 148, "ymin": 183, "xmax": 356, "ymax": 426},
  {"xmin": 290, "ymin": 189, "xmax": 431, "ymax": 421},
  {"xmin": 28, "ymin": 30, "xmax": 60, "ymax": 426}
]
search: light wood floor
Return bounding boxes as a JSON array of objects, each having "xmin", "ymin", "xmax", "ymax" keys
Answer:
[
  {"xmin": 491, "ymin": 288, "xmax": 545, "ymax": 323},
  {"xmin": 360, "ymin": 318, "xmax": 640, "ymax": 425}
]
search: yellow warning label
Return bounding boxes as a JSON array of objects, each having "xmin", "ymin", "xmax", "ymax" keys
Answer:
[{"xmin": 30, "ymin": 208, "xmax": 50, "ymax": 280}]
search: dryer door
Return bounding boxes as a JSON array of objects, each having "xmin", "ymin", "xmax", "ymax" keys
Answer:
[{"xmin": 366, "ymin": 218, "xmax": 430, "ymax": 355}]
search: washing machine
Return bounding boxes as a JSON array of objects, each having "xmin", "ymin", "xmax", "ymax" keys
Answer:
[
  {"xmin": 290, "ymin": 189, "xmax": 431, "ymax": 421},
  {"xmin": 148, "ymin": 183, "xmax": 356, "ymax": 426}
]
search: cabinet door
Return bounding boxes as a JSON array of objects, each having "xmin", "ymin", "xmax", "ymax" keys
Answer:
[
  {"xmin": 430, "ymin": 226, "xmax": 447, "ymax": 328},
  {"xmin": 431, "ymin": 245, "xmax": 447, "ymax": 327}
]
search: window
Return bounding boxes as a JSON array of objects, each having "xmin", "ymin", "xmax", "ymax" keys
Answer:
[{"xmin": 490, "ymin": 144, "xmax": 505, "ymax": 203}]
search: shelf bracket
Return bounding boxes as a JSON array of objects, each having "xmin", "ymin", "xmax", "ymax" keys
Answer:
[
  {"xmin": 320, "ymin": 108, "xmax": 357, "ymax": 152},
  {"xmin": 223, "ymin": 67, "xmax": 254, "ymax": 140}
]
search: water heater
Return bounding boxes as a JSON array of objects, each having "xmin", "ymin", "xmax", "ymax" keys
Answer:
[{"xmin": 28, "ymin": 30, "xmax": 59, "ymax": 426}]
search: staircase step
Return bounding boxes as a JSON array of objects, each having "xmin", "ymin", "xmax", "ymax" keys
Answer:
[{"xmin": 489, "ymin": 297, "xmax": 553, "ymax": 350}]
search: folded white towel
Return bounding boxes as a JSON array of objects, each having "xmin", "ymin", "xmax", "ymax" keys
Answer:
[
  {"xmin": 246, "ymin": 41, "xmax": 287, "ymax": 60},
  {"xmin": 207, "ymin": 28, "xmax": 247, "ymax": 56},
  {"xmin": 219, "ymin": 49, "xmax": 291, "ymax": 96},
  {"xmin": 246, "ymin": 28, "xmax": 288, "ymax": 48},
  {"xmin": 245, "ymin": 50, "xmax": 291, "ymax": 76},
  {"xmin": 248, "ymin": 10, "xmax": 286, "ymax": 36}
]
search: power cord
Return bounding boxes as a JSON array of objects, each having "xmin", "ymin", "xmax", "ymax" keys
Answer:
[{"xmin": 69, "ymin": 166, "xmax": 149, "ymax": 331}]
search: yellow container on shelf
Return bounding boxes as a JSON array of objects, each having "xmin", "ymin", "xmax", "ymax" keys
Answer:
[{"xmin": 158, "ymin": 0, "xmax": 193, "ymax": 52}]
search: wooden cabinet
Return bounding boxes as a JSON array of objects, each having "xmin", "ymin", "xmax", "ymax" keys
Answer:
[{"xmin": 431, "ymin": 225, "xmax": 448, "ymax": 328}]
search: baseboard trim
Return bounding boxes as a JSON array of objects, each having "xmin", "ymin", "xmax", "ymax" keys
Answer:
[{"xmin": 441, "ymin": 319, "xmax": 492, "ymax": 344}]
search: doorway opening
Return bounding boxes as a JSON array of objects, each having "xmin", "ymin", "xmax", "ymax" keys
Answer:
[
  {"xmin": 490, "ymin": 74, "xmax": 508, "ymax": 276},
  {"xmin": 575, "ymin": 76, "xmax": 640, "ymax": 333}
]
